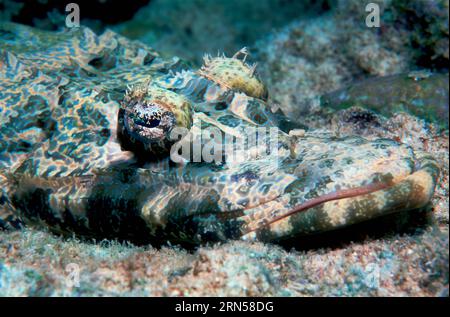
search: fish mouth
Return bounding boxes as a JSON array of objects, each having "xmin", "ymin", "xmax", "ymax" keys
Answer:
[
  {"xmin": 235, "ymin": 154, "xmax": 438, "ymax": 242},
  {"xmin": 238, "ymin": 181, "xmax": 391, "ymax": 236}
]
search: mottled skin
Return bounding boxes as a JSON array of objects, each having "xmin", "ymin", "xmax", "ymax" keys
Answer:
[{"xmin": 0, "ymin": 23, "xmax": 440, "ymax": 244}]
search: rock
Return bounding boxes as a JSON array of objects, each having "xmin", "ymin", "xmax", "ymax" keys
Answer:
[{"xmin": 320, "ymin": 72, "xmax": 449, "ymax": 129}]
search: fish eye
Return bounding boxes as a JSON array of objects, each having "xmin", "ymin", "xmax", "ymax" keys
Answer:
[
  {"xmin": 118, "ymin": 82, "xmax": 193, "ymax": 159},
  {"xmin": 118, "ymin": 100, "xmax": 176, "ymax": 158},
  {"xmin": 132, "ymin": 107, "xmax": 163, "ymax": 129},
  {"xmin": 128, "ymin": 102, "xmax": 174, "ymax": 139}
]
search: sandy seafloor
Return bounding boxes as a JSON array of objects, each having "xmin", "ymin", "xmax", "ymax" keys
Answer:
[{"xmin": 0, "ymin": 0, "xmax": 448, "ymax": 296}]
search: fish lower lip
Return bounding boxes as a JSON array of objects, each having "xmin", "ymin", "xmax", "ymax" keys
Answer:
[{"xmin": 240, "ymin": 181, "xmax": 393, "ymax": 236}]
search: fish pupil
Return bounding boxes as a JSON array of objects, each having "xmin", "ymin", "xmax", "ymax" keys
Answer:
[{"xmin": 146, "ymin": 118, "xmax": 161, "ymax": 128}]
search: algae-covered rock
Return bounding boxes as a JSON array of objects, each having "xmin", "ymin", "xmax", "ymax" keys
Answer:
[
  {"xmin": 389, "ymin": 0, "xmax": 449, "ymax": 70},
  {"xmin": 320, "ymin": 72, "xmax": 449, "ymax": 129},
  {"xmin": 256, "ymin": 0, "xmax": 449, "ymax": 118}
]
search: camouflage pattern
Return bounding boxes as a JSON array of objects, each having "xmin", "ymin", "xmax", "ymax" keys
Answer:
[{"xmin": 0, "ymin": 23, "xmax": 440, "ymax": 244}]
